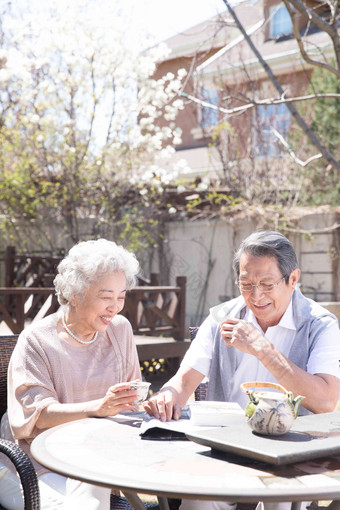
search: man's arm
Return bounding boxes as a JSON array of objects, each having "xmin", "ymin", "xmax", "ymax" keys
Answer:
[
  {"xmin": 143, "ymin": 366, "xmax": 205, "ymax": 421},
  {"xmin": 259, "ymin": 345, "xmax": 339, "ymax": 413},
  {"xmin": 221, "ymin": 319, "xmax": 340, "ymax": 413}
]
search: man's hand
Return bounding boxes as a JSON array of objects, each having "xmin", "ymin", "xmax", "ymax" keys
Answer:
[
  {"xmin": 221, "ymin": 319, "xmax": 340, "ymax": 414},
  {"xmin": 220, "ymin": 318, "xmax": 269, "ymax": 357},
  {"xmin": 143, "ymin": 366, "xmax": 205, "ymax": 422},
  {"xmin": 143, "ymin": 388, "xmax": 182, "ymax": 422}
]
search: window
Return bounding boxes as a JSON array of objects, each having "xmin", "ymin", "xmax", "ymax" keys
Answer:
[
  {"xmin": 270, "ymin": 5, "xmax": 293, "ymax": 38},
  {"xmin": 199, "ymin": 87, "xmax": 219, "ymax": 128},
  {"xmin": 253, "ymin": 103, "xmax": 290, "ymax": 157}
]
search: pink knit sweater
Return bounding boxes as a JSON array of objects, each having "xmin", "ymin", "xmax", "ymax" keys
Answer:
[{"xmin": 1, "ymin": 312, "xmax": 141, "ymax": 475}]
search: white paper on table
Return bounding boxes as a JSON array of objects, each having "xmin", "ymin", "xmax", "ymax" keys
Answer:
[{"xmin": 139, "ymin": 402, "xmax": 245, "ymax": 437}]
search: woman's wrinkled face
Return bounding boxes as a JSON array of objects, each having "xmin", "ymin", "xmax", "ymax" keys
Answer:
[{"xmin": 70, "ymin": 271, "xmax": 127, "ymax": 334}]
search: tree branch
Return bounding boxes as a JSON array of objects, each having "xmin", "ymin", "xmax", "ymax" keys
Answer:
[
  {"xmin": 330, "ymin": 0, "xmax": 340, "ymax": 25},
  {"xmin": 82, "ymin": 55, "xmax": 97, "ymax": 161},
  {"xmin": 105, "ymin": 81, "xmax": 116, "ymax": 146},
  {"xmin": 283, "ymin": 0, "xmax": 340, "ymax": 79},
  {"xmin": 181, "ymin": 91, "xmax": 340, "ymax": 115},
  {"xmin": 284, "ymin": 0, "xmax": 340, "ymax": 72},
  {"xmin": 221, "ymin": 0, "xmax": 340, "ymax": 171},
  {"xmin": 285, "ymin": 0, "xmax": 335, "ymax": 36},
  {"xmin": 271, "ymin": 128, "xmax": 322, "ymax": 167}
]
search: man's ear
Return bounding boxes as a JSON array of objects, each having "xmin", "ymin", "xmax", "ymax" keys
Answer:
[{"xmin": 290, "ymin": 268, "xmax": 301, "ymax": 289}]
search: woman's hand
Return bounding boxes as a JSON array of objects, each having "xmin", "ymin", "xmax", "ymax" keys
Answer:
[
  {"xmin": 36, "ymin": 380, "xmax": 141, "ymax": 429},
  {"xmin": 94, "ymin": 381, "xmax": 140, "ymax": 418}
]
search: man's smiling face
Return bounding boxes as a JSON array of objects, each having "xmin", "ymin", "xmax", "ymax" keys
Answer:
[{"xmin": 238, "ymin": 253, "xmax": 300, "ymax": 332}]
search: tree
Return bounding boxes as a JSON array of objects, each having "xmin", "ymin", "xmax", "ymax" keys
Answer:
[
  {"xmin": 291, "ymin": 61, "xmax": 340, "ymax": 204},
  {"xmin": 0, "ymin": 0, "xmax": 185, "ymax": 252},
  {"xmin": 308, "ymin": 63, "xmax": 340, "ymax": 160},
  {"xmin": 220, "ymin": 0, "xmax": 340, "ymax": 172},
  {"xmin": 181, "ymin": 0, "xmax": 340, "ymax": 204}
]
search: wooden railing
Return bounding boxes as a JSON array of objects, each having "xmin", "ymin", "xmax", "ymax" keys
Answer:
[
  {"xmin": 4, "ymin": 245, "xmax": 157, "ymax": 288},
  {"xmin": 122, "ymin": 276, "xmax": 186, "ymax": 340},
  {"xmin": 2, "ymin": 247, "xmax": 189, "ymax": 383},
  {"xmin": 4, "ymin": 246, "xmax": 64, "ymax": 288},
  {"xmin": 0, "ymin": 288, "xmax": 59, "ymax": 334},
  {"xmin": 0, "ymin": 276, "xmax": 187, "ymax": 340}
]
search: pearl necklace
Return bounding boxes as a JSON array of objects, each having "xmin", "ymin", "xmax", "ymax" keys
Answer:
[{"xmin": 62, "ymin": 315, "xmax": 98, "ymax": 345}]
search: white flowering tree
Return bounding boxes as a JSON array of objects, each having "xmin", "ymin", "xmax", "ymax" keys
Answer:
[{"xmin": 0, "ymin": 0, "xmax": 185, "ymax": 251}]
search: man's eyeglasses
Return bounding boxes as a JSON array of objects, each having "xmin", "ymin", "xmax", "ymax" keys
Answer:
[{"xmin": 236, "ymin": 276, "xmax": 286, "ymax": 293}]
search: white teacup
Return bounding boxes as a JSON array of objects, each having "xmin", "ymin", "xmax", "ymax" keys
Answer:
[{"xmin": 129, "ymin": 381, "xmax": 151, "ymax": 404}]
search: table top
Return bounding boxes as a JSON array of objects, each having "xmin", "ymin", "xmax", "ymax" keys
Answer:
[{"xmin": 31, "ymin": 413, "xmax": 340, "ymax": 503}]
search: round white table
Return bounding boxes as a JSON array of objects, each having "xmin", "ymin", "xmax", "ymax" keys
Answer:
[{"xmin": 31, "ymin": 413, "xmax": 340, "ymax": 510}]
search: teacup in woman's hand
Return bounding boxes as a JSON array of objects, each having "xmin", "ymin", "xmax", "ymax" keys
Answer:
[{"xmin": 129, "ymin": 382, "xmax": 151, "ymax": 404}]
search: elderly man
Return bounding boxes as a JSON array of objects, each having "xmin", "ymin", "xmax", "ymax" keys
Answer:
[{"xmin": 144, "ymin": 230, "xmax": 340, "ymax": 510}]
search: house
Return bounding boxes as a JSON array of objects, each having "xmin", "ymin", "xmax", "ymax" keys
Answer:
[{"xmin": 154, "ymin": 0, "xmax": 334, "ymax": 185}]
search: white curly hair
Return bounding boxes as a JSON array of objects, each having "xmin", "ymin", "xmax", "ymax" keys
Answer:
[{"xmin": 54, "ymin": 239, "xmax": 140, "ymax": 306}]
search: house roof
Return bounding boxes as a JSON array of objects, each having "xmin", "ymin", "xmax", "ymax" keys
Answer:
[
  {"xmin": 162, "ymin": 0, "xmax": 333, "ymax": 81},
  {"xmin": 199, "ymin": 21, "xmax": 333, "ymax": 82},
  {"xmin": 162, "ymin": 0, "xmax": 263, "ymax": 60}
]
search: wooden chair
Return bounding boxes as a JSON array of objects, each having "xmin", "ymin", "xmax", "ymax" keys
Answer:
[
  {"xmin": 0, "ymin": 334, "xmax": 40, "ymax": 509},
  {"xmin": 110, "ymin": 495, "xmax": 159, "ymax": 509}
]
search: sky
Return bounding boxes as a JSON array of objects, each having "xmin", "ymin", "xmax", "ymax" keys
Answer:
[
  {"xmin": 9, "ymin": 0, "xmax": 227, "ymax": 47},
  {"xmin": 134, "ymin": 0, "xmax": 227, "ymax": 43}
]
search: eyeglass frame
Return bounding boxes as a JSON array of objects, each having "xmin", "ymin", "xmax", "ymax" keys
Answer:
[{"xmin": 235, "ymin": 276, "xmax": 287, "ymax": 293}]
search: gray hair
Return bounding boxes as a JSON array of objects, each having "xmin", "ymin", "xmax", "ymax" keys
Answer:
[
  {"xmin": 54, "ymin": 239, "xmax": 140, "ymax": 306},
  {"xmin": 233, "ymin": 231, "xmax": 299, "ymax": 283}
]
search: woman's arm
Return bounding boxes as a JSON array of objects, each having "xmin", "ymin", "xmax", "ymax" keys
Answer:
[{"xmin": 35, "ymin": 382, "xmax": 139, "ymax": 429}]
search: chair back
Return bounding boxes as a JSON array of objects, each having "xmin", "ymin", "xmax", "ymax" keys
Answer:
[
  {"xmin": 189, "ymin": 327, "xmax": 199, "ymax": 341},
  {"xmin": 189, "ymin": 327, "xmax": 208, "ymax": 402},
  {"xmin": 0, "ymin": 335, "xmax": 18, "ymax": 419}
]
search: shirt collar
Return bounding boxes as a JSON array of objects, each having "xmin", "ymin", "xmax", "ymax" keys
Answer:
[{"xmin": 245, "ymin": 297, "xmax": 296, "ymax": 331}]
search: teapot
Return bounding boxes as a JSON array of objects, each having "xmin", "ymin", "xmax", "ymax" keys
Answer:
[{"xmin": 240, "ymin": 381, "xmax": 305, "ymax": 436}]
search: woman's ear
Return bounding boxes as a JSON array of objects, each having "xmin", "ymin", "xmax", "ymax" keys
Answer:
[{"xmin": 70, "ymin": 295, "xmax": 80, "ymax": 308}]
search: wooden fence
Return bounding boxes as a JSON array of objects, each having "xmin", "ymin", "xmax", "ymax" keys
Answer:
[
  {"xmin": 2, "ymin": 246, "xmax": 190, "ymax": 383},
  {"xmin": 0, "ymin": 276, "xmax": 186, "ymax": 335},
  {"xmin": 3, "ymin": 245, "xmax": 155, "ymax": 288},
  {"xmin": 4, "ymin": 245, "xmax": 64, "ymax": 288},
  {"xmin": 0, "ymin": 276, "xmax": 189, "ymax": 382},
  {"xmin": 0, "ymin": 287, "xmax": 59, "ymax": 334}
]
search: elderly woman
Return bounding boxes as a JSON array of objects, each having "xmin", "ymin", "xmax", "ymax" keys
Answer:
[{"xmin": 0, "ymin": 238, "xmax": 142, "ymax": 510}]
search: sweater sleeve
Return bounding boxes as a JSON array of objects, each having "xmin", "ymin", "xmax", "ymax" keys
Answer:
[{"xmin": 8, "ymin": 331, "xmax": 59, "ymax": 441}]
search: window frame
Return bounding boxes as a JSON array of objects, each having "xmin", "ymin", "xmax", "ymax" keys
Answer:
[
  {"xmin": 253, "ymin": 103, "xmax": 291, "ymax": 158},
  {"xmin": 269, "ymin": 4, "xmax": 293, "ymax": 38},
  {"xmin": 198, "ymin": 87, "xmax": 220, "ymax": 129}
]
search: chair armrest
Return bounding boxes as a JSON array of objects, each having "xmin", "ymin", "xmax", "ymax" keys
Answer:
[{"xmin": 0, "ymin": 439, "xmax": 40, "ymax": 510}]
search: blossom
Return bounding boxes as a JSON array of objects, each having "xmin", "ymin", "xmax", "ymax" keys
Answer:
[{"xmin": 1, "ymin": 0, "xmax": 186, "ymax": 188}]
